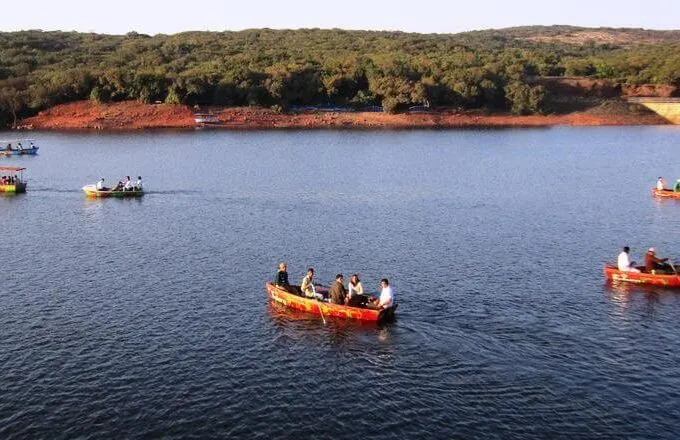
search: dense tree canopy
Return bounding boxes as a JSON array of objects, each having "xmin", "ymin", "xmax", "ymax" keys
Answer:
[{"xmin": 1, "ymin": 26, "xmax": 679, "ymax": 126}]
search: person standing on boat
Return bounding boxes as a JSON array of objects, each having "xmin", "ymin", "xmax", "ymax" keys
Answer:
[
  {"xmin": 617, "ymin": 246, "xmax": 640, "ymax": 273},
  {"xmin": 275, "ymin": 262, "xmax": 290, "ymax": 288},
  {"xmin": 347, "ymin": 274, "xmax": 367, "ymax": 306},
  {"xmin": 657, "ymin": 177, "xmax": 666, "ymax": 191},
  {"xmin": 134, "ymin": 176, "xmax": 143, "ymax": 191},
  {"xmin": 329, "ymin": 274, "xmax": 348, "ymax": 305},
  {"xmin": 301, "ymin": 268, "xmax": 324, "ymax": 300},
  {"xmin": 645, "ymin": 248, "xmax": 671, "ymax": 273}
]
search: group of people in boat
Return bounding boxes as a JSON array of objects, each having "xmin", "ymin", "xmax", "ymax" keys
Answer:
[
  {"xmin": 1, "ymin": 175, "xmax": 19, "ymax": 185},
  {"xmin": 656, "ymin": 176, "xmax": 680, "ymax": 192},
  {"xmin": 95, "ymin": 176, "xmax": 143, "ymax": 192},
  {"xmin": 274, "ymin": 262, "xmax": 395, "ymax": 310},
  {"xmin": 617, "ymin": 246, "xmax": 674, "ymax": 274},
  {"xmin": 3, "ymin": 141, "xmax": 36, "ymax": 152}
]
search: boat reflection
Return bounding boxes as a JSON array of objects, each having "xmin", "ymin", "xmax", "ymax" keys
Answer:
[{"xmin": 604, "ymin": 281, "xmax": 680, "ymax": 307}]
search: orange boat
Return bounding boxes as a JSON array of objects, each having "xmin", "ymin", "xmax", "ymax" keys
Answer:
[
  {"xmin": 651, "ymin": 188, "xmax": 680, "ymax": 199},
  {"xmin": 265, "ymin": 282, "xmax": 396, "ymax": 322},
  {"xmin": 603, "ymin": 263, "xmax": 680, "ymax": 287}
]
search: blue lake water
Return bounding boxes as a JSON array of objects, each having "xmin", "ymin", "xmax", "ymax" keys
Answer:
[{"xmin": 2, "ymin": 126, "xmax": 680, "ymax": 439}]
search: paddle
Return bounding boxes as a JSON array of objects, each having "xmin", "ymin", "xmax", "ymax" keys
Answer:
[
  {"xmin": 317, "ymin": 301, "xmax": 326, "ymax": 325},
  {"xmin": 669, "ymin": 260, "xmax": 678, "ymax": 275},
  {"xmin": 305, "ymin": 282, "xmax": 326, "ymax": 324}
]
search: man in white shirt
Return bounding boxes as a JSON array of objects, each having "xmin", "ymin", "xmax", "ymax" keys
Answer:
[
  {"xmin": 95, "ymin": 178, "xmax": 105, "ymax": 190},
  {"xmin": 657, "ymin": 177, "xmax": 666, "ymax": 191},
  {"xmin": 134, "ymin": 176, "xmax": 143, "ymax": 191},
  {"xmin": 375, "ymin": 278, "xmax": 395, "ymax": 309},
  {"xmin": 617, "ymin": 246, "xmax": 640, "ymax": 273}
]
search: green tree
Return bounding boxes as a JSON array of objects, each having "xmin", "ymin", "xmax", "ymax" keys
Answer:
[{"xmin": 505, "ymin": 81, "xmax": 547, "ymax": 115}]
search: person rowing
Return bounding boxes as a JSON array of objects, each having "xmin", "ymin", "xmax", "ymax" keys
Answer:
[
  {"xmin": 644, "ymin": 248, "xmax": 672, "ymax": 274},
  {"xmin": 301, "ymin": 268, "xmax": 324, "ymax": 300}
]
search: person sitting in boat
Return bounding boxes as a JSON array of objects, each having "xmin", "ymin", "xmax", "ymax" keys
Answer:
[
  {"xmin": 617, "ymin": 246, "xmax": 640, "ymax": 273},
  {"xmin": 301, "ymin": 268, "xmax": 324, "ymax": 300},
  {"xmin": 113, "ymin": 179, "xmax": 124, "ymax": 191},
  {"xmin": 1, "ymin": 176, "xmax": 6, "ymax": 184},
  {"xmin": 368, "ymin": 278, "xmax": 395, "ymax": 310},
  {"xmin": 674, "ymin": 179, "xmax": 680, "ymax": 192},
  {"xmin": 134, "ymin": 176, "xmax": 143, "ymax": 191},
  {"xmin": 275, "ymin": 262, "xmax": 290, "ymax": 288},
  {"xmin": 329, "ymin": 274, "xmax": 348, "ymax": 305},
  {"xmin": 347, "ymin": 274, "xmax": 368, "ymax": 307},
  {"xmin": 645, "ymin": 248, "xmax": 671, "ymax": 273},
  {"xmin": 95, "ymin": 177, "xmax": 108, "ymax": 191},
  {"xmin": 657, "ymin": 177, "xmax": 666, "ymax": 191},
  {"xmin": 123, "ymin": 176, "xmax": 133, "ymax": 191}
]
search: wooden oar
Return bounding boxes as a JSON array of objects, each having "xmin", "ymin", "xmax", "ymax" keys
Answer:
[{"xmin": 317, "ymin": 301, "xmax": 326, "ymax": 325}]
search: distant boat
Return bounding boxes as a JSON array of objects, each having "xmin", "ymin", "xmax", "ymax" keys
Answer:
[
  {"xmin": 0, "ymin": 166, "xmax": 28, "ymax": 193},
  {"xmin": 194, "ymin": 113, "xmax": 220, "ymax": 126},
  {"xmin": 82, "ymin": 184, "xmax": 144, "ymax": 198},
  {"xmin": 652, "ymin": 188, "xmax": 680, "ymax": 199},
  {"xmin": 0, "ymin": 139, "xmax": 39, "ymax": 156},
  {"xmin": 82, "ymin": 179, "xmax": 144, "ymax": 198}
]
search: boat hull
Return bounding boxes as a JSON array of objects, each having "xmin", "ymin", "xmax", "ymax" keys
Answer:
[
  {"xmin": 82, "ymin": 184, "xmax": 144, "ymax": 198},
  {"xmin": 652, "ymin": 188, "xmax": 680, "ymax": 198},
  {"xmin": 0, "ymin": 147, "xmax": 38, "ymax": 156},
  {"xmin": 266, "ymin": 282, "xmax": 395, "ymax": 322},
  {"xmin": 604, "ymin": 264, "xmax": 680, "ymax": 287},
  {"xmin": 0, "ymin": 182, "xmax": 26, "ymax": 193}
]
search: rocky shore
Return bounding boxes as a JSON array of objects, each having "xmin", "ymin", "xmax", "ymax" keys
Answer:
[{"xmin": 16, "ymin": 100, "xmax": 669, "ymax": 131}]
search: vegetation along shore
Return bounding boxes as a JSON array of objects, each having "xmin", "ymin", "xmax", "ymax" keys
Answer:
[{"xmin": 1, "ymin": 26, "xmax": 679, "ymax": 130}]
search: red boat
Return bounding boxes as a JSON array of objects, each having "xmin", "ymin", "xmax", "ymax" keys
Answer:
[
  {"xmin": 265, "ymin": 282, "xmax": 396, "ymax": 322},
  {"xmin": 603, "ymin": 263, "xmax": 680, "ymax": 287},
  {"xmin": 651, "ymin": 188, "xmax": 680, "ymax": 199}
]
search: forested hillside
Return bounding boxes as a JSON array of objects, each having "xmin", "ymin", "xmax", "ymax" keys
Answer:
[{"xmin": 1, "ymin": 26, "xmax": 679, "ymax": 127}]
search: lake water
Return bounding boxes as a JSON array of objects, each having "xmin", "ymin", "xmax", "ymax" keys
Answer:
[{"xmin": 2, "ymin": 126, "xmax": 680, "ymax": 439}]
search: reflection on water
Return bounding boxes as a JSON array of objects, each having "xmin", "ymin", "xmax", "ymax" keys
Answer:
[
  {"xmin": 604, "ymin": 281, "xmax": 680, "ymax": 304},
  {"xmin": 603, "ymin": 281, "xmax": 680, "ymax": 330}
]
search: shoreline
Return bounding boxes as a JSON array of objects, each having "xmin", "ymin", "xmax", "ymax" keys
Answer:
[{"xmin": 15, "ymin": 101, "xmax": 671, "ymax": 131}]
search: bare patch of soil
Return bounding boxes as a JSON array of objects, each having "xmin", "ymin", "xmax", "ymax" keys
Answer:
[{"xmin": 18, "ymin": 100, "xmax": 669, "ymax": 131}]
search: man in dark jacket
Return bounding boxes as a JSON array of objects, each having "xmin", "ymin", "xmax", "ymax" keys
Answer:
[
  {"xmin": 328, "ymin": 274, "xmax": 347, "ymax": 305},
  {"xmin": 275, "ymin": 262, "xmax": 289, "ymax": 287}
]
